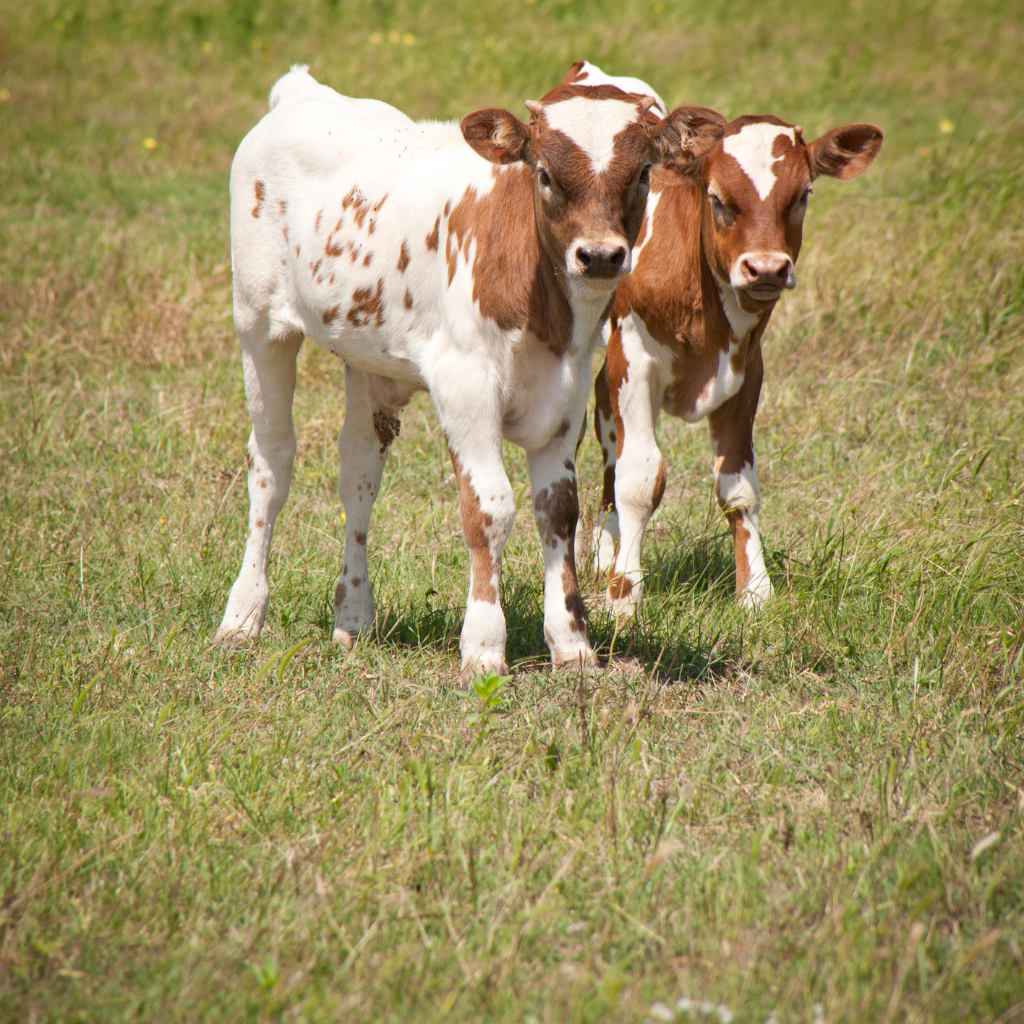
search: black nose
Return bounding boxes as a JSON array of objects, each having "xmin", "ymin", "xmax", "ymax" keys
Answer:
[
  {"xmin": 576, "ymin": 244, "xmax": 628, "ymax": 278},
  {"xmin": 739, "ymin": 253, "xmax": 795, "ymax": 289}
]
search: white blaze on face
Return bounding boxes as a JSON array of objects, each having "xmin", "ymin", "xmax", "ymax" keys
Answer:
[
  {"xmin": 722, "ymin": 122, "xmax": 796, "ymax": 200},
  {"xmin": 543, "ymin": 96, "xmax": 641, "ymax": 175}
]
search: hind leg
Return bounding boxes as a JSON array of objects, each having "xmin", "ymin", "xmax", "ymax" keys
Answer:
[
  {"xmin": 332, "ymin": 368, "xmax": 414, "ymax": 647},
  {"xmin": 215, "ymin": 330, "xmax": 303, "ymax": 646}
]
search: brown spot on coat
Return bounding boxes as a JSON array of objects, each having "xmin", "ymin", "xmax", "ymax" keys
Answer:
[
  {"xmin": 252, "ymin": 180, "xmax": 265, "ymax": 218},
  {"xmin": 562, "ymin": 554, "xmax": 587, "ymax": 634},
  {"xmin": 373, "ymin": 411, "xmax": 401, "ymax": 454},
  {"xmin": 323, "ymin": 305, "xmax": 340, "ymax": 325},
  {"xmin": 315, "ymin": 209, "xmax": 322, "ymax": 233},
  {"xmin": 347, "ymin": 280, "xmax": 385, "ymax": 328},
  {"xmin": 425, "ymin": 217, "xmax": 440, "ymax": 251},
  {"xmin": 608, "ymin": 574, "xmax": 633, "ymax": 599},
  {"xmin": 652, "ymin": 459, "xmax": 667, "ymax": 511},
  {"xmin": 363, "ymin": 251, "xmax": 373, "ymax": 266},
  {"xmin": 728, "ymin": 511, "xmax": 752, "ymax": 595},
  {"xmin": 404, "ymin": 289, "xmax": 414, "ymax": 310},
  {"xmin": 355, "ymin": 532, "xmax": 366, "ymax": 545},
  {"xmin": 334, "ymin": 581, "xmax": 347, "ymax": 608},
  {"xmin": 278, "ymin": 199, "xmax": 287, "ymax": 215},
  {"xmin": 397, "ymin": 240, "xmax": 410, "ymax": 273},
  {"xmin": 533, "ymin": 476, "xmax": 579, "ymax": 550},
  {"xmin": 554, "ymin": 418, "xmax": 571, "ymax": 439},
  {"xmin": 445, "ymin": 168, "xmax": 574, "ymax": 356},
  {"xmin": 255, "ymin": 519, "xmax": 264, "ymax": 528}
]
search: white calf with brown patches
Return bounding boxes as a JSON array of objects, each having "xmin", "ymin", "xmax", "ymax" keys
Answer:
[
  {"xmin": 215, "ymin": 64, "xmax": 725, "ymax": 684},
  {"xmin": 593, "ymin": 111, "xmax": 882, "ymax": 614}
]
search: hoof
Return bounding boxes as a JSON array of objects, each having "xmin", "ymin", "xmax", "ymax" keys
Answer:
[
  {"xmin": 458, "ymin": 656, "xmax": 510, "ymax": 691},
  {"xmin": 550, "ymin": 646, "xmax": 599, "ymax": 671},
  {"xmin": 213, "ymin": 625, "xmax": 256, "ymax": 652},
  {"xmin": 738, "ymin": 578, "xmax": 774, "ymax": 613},
  {"xmin": 332, "ymin": 626, "xmax": 358, "ymax": 651}
]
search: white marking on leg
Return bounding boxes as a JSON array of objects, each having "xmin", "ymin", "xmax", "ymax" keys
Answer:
[
  {"xmin": 716, "ymin": 460, "xmax": 773, "ymax": 609},
  {"xmin": 542, "ymin": 97, "xmax": 642, "ymax": 174},
  {"xmin": 722, "ymin": 122, "xmax": 796, "ymax": 200},
  {"xmin": 608, "ymin": 317, "xmax": 663, "ymax": 616}
]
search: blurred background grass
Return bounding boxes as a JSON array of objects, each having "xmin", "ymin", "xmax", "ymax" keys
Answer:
[{"xmin": 1, "ymin": 1, "xmax": 1023, "ymax": 1022}]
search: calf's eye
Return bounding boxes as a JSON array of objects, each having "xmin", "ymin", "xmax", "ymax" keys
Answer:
[{"xmin": 538, "ymin": 167, "xmax": 552, "ymax": 188}]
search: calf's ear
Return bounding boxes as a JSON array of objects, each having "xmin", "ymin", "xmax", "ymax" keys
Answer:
[
  {"xmin": 649, "ymin": 105, "xmax": 727, "ymax": 180},
  {"xmin": 807, "ymin": 124, "xmax": 883, "ymax": 180},
  {"xmin": 461, "ymin": 109, "xmax": 532, "ymax": 164}
]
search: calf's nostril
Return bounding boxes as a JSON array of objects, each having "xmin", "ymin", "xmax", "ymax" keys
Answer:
[
  {"xmin": 610, "ymin": 247, "xmax": 626, "ymax": 269},
  {"xmin": 576, "ymin": 247, "xmax": 592, "ymax": 268}
]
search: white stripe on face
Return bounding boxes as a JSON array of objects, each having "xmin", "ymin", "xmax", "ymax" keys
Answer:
[
  {"xmin": 722, "ymin": 122, "xmax": 796, "ymax": 200},
  {"xmin": 543, "ymin": 96, "xmax": 641, "ymax": 175}
]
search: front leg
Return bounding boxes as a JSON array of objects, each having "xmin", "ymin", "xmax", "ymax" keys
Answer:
[
  {"xmin": 528, "ymin": 424, "xmax": 598, "ymax": 670},
  {"xmin": 590, "ymin": 359, "xmax": 620, "ymax": 571},
  {"xmin": 605, "ymin": 316, "xmax": 666, "ymax": 617},
  {"xmin": 708, "ymin": 343, "xmax": 773, "ymax": 610}
]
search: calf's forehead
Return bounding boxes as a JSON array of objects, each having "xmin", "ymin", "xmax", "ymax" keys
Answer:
[
  {"xmin": 540, "ymin": 95, "xmax": 646, "ymax": 175},
  {"xmin": 712, "ymin": 118, "xmax": 809, "ymax": 202}
]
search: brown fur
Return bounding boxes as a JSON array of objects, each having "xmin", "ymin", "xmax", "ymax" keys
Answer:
[
  {"xmin": 450, "ymin": 449, "xmax": 498, "ymax": 604},
  {"xmin": 252, "ymin": 180, "xmax": 265, "ymax": 218}
]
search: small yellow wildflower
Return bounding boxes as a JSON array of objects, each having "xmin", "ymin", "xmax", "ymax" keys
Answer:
[
  {"xmin": 143, "ymin": 137, "xmax": 157, "ymax": 150},
  {"xmin": 369, "ymin": 32, "xmax": 383, "ymax": 44},
  {"xmin": 201, "ymin": 41, "xmax": 213, "ymax": 54},
  {"xmin": 938, "ymin": 118, "xmax": 954, "ymax": 134},
  {"xmin": 0, "ymin": 88, "xmax": 10, "ymax": 102},
  {"xmin": 402, "ymin": 32, "xmax": 415, "ymax": 45},
  {"xmin": 653, "ymin": 1, "xmax": 666, "ymax": 11}
]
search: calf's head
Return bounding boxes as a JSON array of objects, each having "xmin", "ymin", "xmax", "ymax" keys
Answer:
[
  {"xmin": 461, "ymin": 72, "xmax": 726, "ymax": 297},
  {"xmin": 693, "ymin": 115, "xmax": 883, "ymax": 312}
]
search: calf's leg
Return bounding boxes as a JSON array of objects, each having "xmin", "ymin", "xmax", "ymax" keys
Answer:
[
  {"xmin": 528, "ymin": 419, "xmax": 597, "ymax": 669},
  {"xmin": 332, "ymin": 367, "xmax": 409, "ymax": 648},
  {"xmin": 215, "ymin": 330, "xmax": 304, "ymax": 646},
  {"xmin": 605, "ymin": 319, "xmax": 666, "ymax": 617},
  {"xmin": 591, "ymin": 360, "xmax": 620, "ymax": 571},
  {"xmin": 707, "ymin": 345, "xmax": 773, "ymax": 610}
]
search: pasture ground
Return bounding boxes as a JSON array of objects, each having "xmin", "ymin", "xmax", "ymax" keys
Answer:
[{"xmin": 1, "ymin": 1, "xmax": 1022, "ymax": 1021}]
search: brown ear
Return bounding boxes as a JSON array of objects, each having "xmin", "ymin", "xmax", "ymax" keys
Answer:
[
  {"xmin": 807, "ymin": 124, "xmax": 883, "ymax": 181},
  {"xmin": 563, "ymin": 61, "xmax": 588, "ymax": 85},
  {"xmin": 460, "ymin": 108, "xmax": 532, "ymax": 165},
  {"xmin": 650, "ymin": 105, "xmax": 728, "ymax": 180}
]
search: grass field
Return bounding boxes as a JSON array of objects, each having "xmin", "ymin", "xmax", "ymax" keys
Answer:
[{"xmin": 1, "ymin": 0, "xmax": 1023, "ymax": 1021}]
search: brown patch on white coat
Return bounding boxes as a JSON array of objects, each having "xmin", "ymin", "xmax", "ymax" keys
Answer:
[{"xmin": 594, "ymin": 113, "xmax": 882, "ymax": 613}]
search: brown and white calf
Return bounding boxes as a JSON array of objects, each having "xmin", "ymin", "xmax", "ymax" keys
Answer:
[
  {"xmin": 214, "ymin": 64, "xmax": 726, "ymax": 682},
  {"xmin": 592, "ymin": 111, "xmax": 882, "ymax": 614}
]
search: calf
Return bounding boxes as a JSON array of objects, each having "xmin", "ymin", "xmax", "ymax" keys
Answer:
[
  {"xmin": 214, "ymin": 64, "xmax": 726, "ymax": 683},
  {"xmin": 592, "ymin": 111, "xmax": 882, "ymax": 613}
]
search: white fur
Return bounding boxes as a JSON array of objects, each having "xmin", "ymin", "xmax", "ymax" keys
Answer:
[
  {"xmin": 573, "ymin": 61, "xmax": 667, "ymax": 118},
  {"xmin": 711, "ymin": 268, "xmax": 760, "ymax": 341},
  {"xmin": 722, "ymin": 122, "xmax": 796, "ymax": 201},
  {"xmin": 543, "ymin": 96, "xmax": 644, "ymax": 175},
  {"xmin": 606, "ymin": 314, "xmax": 666, "ymax": 616},
  {"xmin": 715, "ymin": 461, "xmax": 773, "ymax": 609},
  {"xmin": 632, "ymin": 189, "xmax": 661, "ymax": 267}
]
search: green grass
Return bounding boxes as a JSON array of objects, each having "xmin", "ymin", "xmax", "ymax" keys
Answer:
[{"xmin": 1, "ymin": 0, "xmax": 1023, "ymax": 1021}]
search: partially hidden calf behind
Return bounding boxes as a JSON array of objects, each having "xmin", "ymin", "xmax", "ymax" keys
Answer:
[
  {"xmin": 592, "ymin": 109, "xmax": 882, "ymax": 613},
  {"xmin": 215, "ymin": 63, "xmax": 726, "ymax": 683}
]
